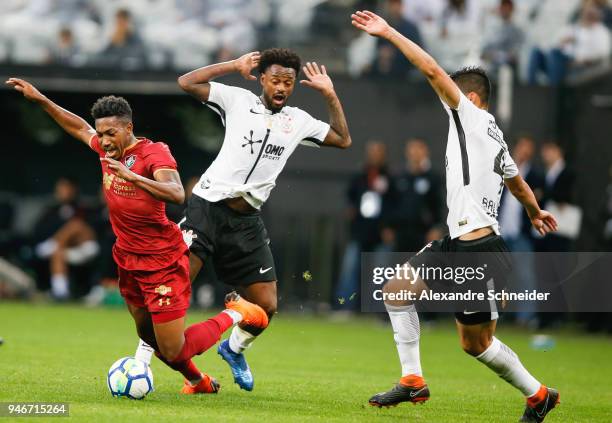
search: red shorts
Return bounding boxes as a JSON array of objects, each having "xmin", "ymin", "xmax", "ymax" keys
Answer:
[{"xmin": 118, "ymin": 252, "xmax": 191, "ymax": 323}]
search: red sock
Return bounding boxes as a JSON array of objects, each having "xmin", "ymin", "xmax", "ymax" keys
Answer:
[
  {"xmin": 155, "ymin": 352, "xmax": 201, "ymax": 381},
  {"xmin": 171, "ymin": 311, "xmax": 234, "ymax": 363}
]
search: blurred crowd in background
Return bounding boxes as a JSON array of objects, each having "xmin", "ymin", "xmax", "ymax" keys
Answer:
[
  {"xmin": 1, "ymin": 131, "xmax": 602, "ymax": 331},
  {"xmin": 0, "ymin": 0, "xmax": 610, "ymax": 84},
  {"xmin": 1, "ymin": 0, "xmax": 611, "ymax": 333},
  {"xmin": 335, "ymin": 135, "xmax": 602, "ymax": 330}
]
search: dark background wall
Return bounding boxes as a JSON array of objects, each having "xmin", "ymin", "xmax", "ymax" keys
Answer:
[
  {"xmin": 0, "ymin": 75, "xmax": 565, "ymax": 200},
  {"xmin": 1, "ymin": 73, "xmax": 610, "ymax": 299}
]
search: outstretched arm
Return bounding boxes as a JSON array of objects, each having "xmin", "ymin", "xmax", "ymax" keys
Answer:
[
  {"xmin": 505, "ymin": 175, "xmax": 558, "ymax": 236},
  {"xmin": 177, "ymin": 52, "xmax": 261, "ymax": 102},
  {"xmin": 6, "ymin": 78, "xmax": 94, "ymax": 145},
  {"xmin": 351, "ymin": 10, "xmax": 460, "ymax": 109},
  {"xmin": 300, "ymin": 62, "xmax": 352, "ymax": 149},
  {"xmin": 100, "ymin": 158, "xmax": 185, "ymax": 204}
]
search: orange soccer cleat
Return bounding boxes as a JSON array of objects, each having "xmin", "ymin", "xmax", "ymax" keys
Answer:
[
  {"xmin": 180, "ymin": 373, "xmax": 220, "ymax": 395},
  {"xmin": 224, "ymin": 291, "xmax": 269, "ymax": 329}
]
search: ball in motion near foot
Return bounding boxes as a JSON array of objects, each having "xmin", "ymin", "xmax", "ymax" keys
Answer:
[{"xmin": 107, "ymin": 357, "xmax": 154, "ymax": 399}]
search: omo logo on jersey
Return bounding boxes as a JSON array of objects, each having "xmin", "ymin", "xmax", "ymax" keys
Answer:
[
  {"xmin": 242, "ymin": 130, "xmax": 285, "ymax": 161},
  {"xmin": 261, "ymin": 144, "xmax": 284, "ymax": 161}
]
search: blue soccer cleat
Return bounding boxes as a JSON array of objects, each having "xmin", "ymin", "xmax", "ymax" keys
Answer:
[{"xmin": 217, "ymin": 339, "xmax": 254, "ymax": 391}]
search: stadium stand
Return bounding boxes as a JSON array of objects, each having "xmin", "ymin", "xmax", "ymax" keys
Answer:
[{"xmin": 1, "ymin": 0, "xmax": 609, "ymax": 84}]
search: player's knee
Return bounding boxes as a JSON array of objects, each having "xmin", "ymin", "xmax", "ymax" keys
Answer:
[
  {"xmin": 50, "ymin": 248, "xmax": 66, "ymax": 262},
  {"xmin": 460, "ymin": 338, "xmax": 482, "ymax": 356},
  {"xmin": 381, "ymin": 282, "xmax": 398, "ymax": 302},
  {"xmin": 157, "ymin": 339, "xmax": 183, "ymax": 362},
  {"xmin": 382, "ymin": 280, "xmax": 412, "ymax": 308},
  {"xmin": 460, "ymin": 336, "xmax": 490, "ymax": 356},
  {"xmin": 259, "ymin": 298, "xmax": 277, "ymax": 319}
]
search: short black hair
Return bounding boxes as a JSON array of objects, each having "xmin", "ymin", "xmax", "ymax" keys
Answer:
[
  {"xmin": 257, "ymin": 48, "xmax": 301, "ymax": 76},
  {"xmin": 450, "ymin": 66, "xmax": 491, "ymax": 105},
  {"xmin": 542, "ymin": 139, "xmax": 563, "ymax": 150},
  {"xmin": 116, "ymin": 8, "xmax": 131, "ymax": 19},
  {"xmin": 91, "ymin": 95, "xmax": 133, "ymax": 121},
  {"xmin": 57, "ymin": 175, "xmax": 79, "ymax": 187},
  {"xmin": 515, "ymin": 132, "xmax": 535, "ymax": 142}
]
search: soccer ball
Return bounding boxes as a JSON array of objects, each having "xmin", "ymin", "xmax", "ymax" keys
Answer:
[{"xmin": 107, "ymin": 357, "xmax": 154, "ymax": 399}]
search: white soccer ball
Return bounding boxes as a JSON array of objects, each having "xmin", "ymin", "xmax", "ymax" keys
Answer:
[{"xmin": 107, "ymin": 357, "xmax": 154, "ymax": 400}]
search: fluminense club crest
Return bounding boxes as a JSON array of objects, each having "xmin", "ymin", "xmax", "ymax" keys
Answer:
[{"xmin": 125, "ymin": 155, "xmax": 137, "ymax": 169}]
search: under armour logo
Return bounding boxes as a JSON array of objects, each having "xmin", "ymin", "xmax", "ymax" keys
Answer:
[{"xmin": 242, "ymin": 130, "xmax": 263, "ymax": 154}]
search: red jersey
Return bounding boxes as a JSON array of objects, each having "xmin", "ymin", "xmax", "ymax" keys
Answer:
[{"xmin": 90, "ymin": 135, "xmax": 187, "ymax": 271}]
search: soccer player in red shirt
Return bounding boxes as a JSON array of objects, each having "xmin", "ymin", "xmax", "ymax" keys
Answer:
[{"xmin": 7, "ymin": 77, "xmax": 269, "ymax": 394}]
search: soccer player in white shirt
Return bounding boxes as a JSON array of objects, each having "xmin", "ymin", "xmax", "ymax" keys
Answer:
[
  {"xmin": 353, "ymin": 10, "xmax": 560, "ymax": 422},
  {"xmin": 134, "ymin": 48, "xmax": 351, "ymax": 392}
]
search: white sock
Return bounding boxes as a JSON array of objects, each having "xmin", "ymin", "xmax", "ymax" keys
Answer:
[
  {"xmin": 476, "ymin": 336, "xmax": 541, "ymax": 397},
  {"xmin": 134, "ymin": 339, "xmax": 155, "ymax": 365},
  {"xmin": 386, "ymin": 303, "xmax": 422, "ymax": 377},
  {"xmin": 222, "ymin": 309, "xmax": 243, "ymax": 325},
  {"xmin": 50, "ymin": 274, "xmax": 69, "ymax": 299},
  {"xmin": 228, "ymin": 325, "xmax": 256, "ymax": 354},
  {"xmin": 35, "ymin": 239, "xmax": 57, "ymax": 258},
  {"xmin": 66, "ymin": 240, "xmax": 100, "ymax": 265}
]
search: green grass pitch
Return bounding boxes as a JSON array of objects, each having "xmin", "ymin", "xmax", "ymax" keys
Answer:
[{"xmin": 1, "ymin": 302, "xmax": 611, "ymax": 422}]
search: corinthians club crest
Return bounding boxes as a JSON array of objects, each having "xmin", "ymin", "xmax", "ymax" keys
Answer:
[
  {"xmin": 125, "ymin": 155, "xmax": 137, "ymax": 169},
  {"xmin": 278, "ymin": 113, "xmax": 293, "ymax": 134}
]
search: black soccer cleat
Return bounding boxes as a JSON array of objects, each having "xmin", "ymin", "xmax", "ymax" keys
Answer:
[
  {"xmin": 369, "ymin": 383, "xmax": 430, "ymax": 408},
  {"xmin": 519, "ymin": 387, "xmax": 560, "ymax": 422}
]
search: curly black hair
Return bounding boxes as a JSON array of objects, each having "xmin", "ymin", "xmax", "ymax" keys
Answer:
[
  {"xmin": 257, "ymin": 48, "xmax": 301, "ymax": 76},
  {"xmin": 449, "ymin": 66, "xmax": 491, "ymax": 105},
  {"xmin": 90, "ymin": 95, "xmax": 133, "ymax": 121}
]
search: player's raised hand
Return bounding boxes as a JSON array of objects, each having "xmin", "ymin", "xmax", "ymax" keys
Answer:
[
  {"xmin": 351, "ymin": 10, "xmax": 392, "ymax": 38},
  {"xmin": 234, "ymin": 51, "xmax": 261, "ymax": 81},
  {"xmin": 5, "ymin": 78, "xmax": 46, "ymax": 102},
  {"xmin": 101, "ymin": 157, "xmax": 137, "ymax": 182},
  {"xmin": 300, "ymin": 62, "xmax": 334, "ymax": 96},
  {"xmin": 530, "ymin": 210, "xmax": 559, "ymax": 236}
]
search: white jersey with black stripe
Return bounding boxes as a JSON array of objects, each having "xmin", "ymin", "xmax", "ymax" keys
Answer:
[
  {"xmin": 442, "ymin": 92, "xmax": 518, "ymax": 239},
  {"xmin": 192, "ymin": 82, "xmax": 330, "ymax": 209}
]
